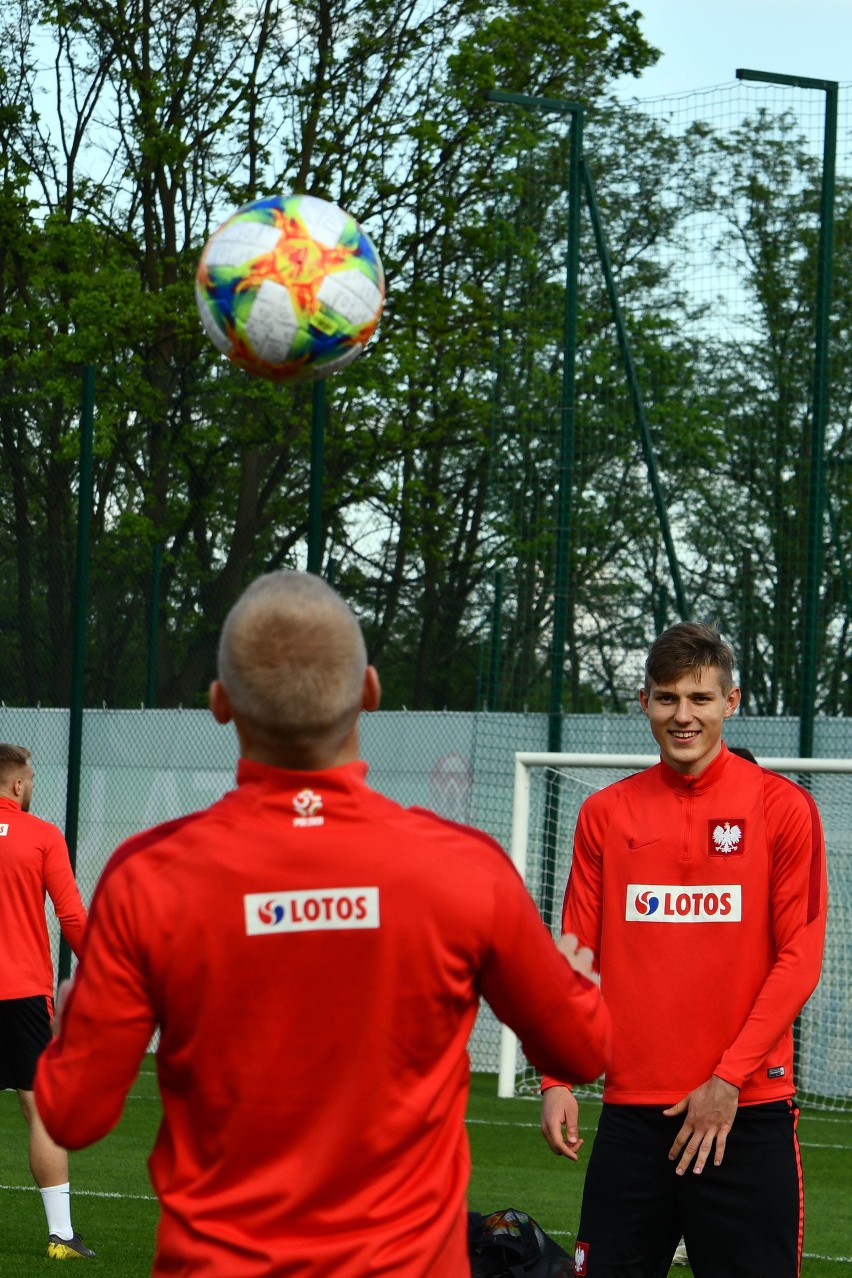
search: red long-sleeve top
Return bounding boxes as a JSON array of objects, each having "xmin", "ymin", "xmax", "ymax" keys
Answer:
[
  {"xmin": 542, "ymin": 744, "xmax": 826, "ymax": 1105},
  {"xmin": 0, "ymin": 797, "xmax": 87, "ymax": 998},
  {"xmin": 36, "ymin": 759, "xmax": 610, "ymax": 1277}
]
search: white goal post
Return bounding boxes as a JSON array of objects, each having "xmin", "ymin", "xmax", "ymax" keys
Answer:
[{"xmin": 498, "ymin": 752, "xmax": 852, "ymax": 1110}]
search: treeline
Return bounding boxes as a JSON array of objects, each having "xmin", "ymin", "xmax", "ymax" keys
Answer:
[{"xmin": 0, "ymin": 0, "xmax": 848, "ymax": 715}]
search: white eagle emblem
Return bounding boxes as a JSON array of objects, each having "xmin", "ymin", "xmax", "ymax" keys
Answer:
[
  {"xmin": 574, "ymin": 1243, "xmax": 587, "ymax": 1275},
  {"xmin": 712, "ymin": 821, "xmax": 742, "ymax": 855},
  {"xmin": 292, "ymin": 789, "xmax": 325, "ymax": 826}
]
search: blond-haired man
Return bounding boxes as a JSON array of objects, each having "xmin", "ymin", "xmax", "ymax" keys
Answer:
[{"xmin": 37, "ymin": 571, "xmax": 610, "ymax": 1277}]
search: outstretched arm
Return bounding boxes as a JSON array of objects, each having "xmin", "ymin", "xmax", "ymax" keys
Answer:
[{"xmin": 35, "ymin": 869, "xmax": 155, "ymax": 1149}]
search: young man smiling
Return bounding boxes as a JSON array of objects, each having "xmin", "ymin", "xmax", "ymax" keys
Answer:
[
  {"xmin": 540, "ymin": 621, "xmax": 827, "ymax": 1278},
  {"xmin": 638, "ymin": 661, "xmax": 740, "ymax": 776}
]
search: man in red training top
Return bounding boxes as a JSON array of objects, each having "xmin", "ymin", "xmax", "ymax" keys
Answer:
[
  {"xmin": 36, "ymin": 570, "xmax": 610, "ymax": 1278},
  {"xmin": 0, "ymin": 745, "xmax": 94, "ymax": 1260},
  {"xmin": 541, "ymin": 621, "xmax": 827, "ymax": 1278}
]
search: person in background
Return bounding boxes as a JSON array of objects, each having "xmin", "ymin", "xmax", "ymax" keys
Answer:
[
  {"xmin": 36, "ymin": 570, "xmax": 610, "ymax": 1277},
  {"xmin": 0, "ymin": 744, "xmax": 94, "ymax": 1260},
  {"xmin": 541, "ymin": 622, "xmax": 827, "ymax": 1278}
]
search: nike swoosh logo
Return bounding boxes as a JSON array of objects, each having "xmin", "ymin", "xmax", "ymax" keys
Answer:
[{"xmin": 628, "ymin": 837, "xmax": 661, "ymax": 850}]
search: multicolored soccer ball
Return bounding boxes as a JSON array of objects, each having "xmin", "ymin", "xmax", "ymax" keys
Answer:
[{"xmin": 195, "ymin": 193, "xmax": 385, "ymax": 383}]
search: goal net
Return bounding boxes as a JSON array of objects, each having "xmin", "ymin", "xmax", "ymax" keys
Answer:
[{"xmin": 499, "ymin": 753, "xmax": 852, "ymax": 1112}]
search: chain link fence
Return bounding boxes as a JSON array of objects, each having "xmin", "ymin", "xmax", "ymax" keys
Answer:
[{"xmin": 5, "ymin": 705, "xmax": 848, "ymax": 1085}]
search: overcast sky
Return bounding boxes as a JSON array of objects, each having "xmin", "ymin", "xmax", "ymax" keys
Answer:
[{"xmin": 612, "ymin": 0, "xmax": 852, "ymax": 99}]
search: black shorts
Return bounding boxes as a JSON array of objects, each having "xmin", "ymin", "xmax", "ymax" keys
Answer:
[
  {"xmin": 574, "ymin": 1101, "xmax": 803, "ymax": 1278},
  {"xmin": 0, "ymin": 995, "xmax": 54, "ymax": 1091}
]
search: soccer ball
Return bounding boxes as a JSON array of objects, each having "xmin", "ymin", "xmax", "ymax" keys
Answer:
[{"xmin": 195, "ymin": 193, "xmax": 385, "ymax": 383}]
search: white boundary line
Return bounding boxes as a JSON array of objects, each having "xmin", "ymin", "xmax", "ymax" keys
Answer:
[{"xmin": 0, "ymin": 1183, "xmax": 156, "ymax": 1200}]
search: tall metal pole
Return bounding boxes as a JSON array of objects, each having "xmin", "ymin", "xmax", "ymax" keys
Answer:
[
  {"xmin": 485, "ymin": 89, "xmax": 584, "ymax": 753},
  {"xmin": 548, "ymin": 106, "xmax": 582, "ymax": 753},
  {"xmin": 59, "ymin": 365, "xmax": 95, "ymax": 983},
  {"xmin": 485, "ymin": 90, "xmax": 583, "ymax": 929},
  {"xmin": 145, "ymin": 542, "xmax": 162, "ymax": 708},
  {"xmin": 487, "ymin": 569, "xmax": 504, "ymax": 710},
  {"xmin": 736, "ymin": 69, "xmax": 837, "ymax": 757}
]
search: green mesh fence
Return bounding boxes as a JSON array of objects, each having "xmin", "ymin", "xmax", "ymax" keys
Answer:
[
  {"xmin": 479, "ymin": 77, "xmax": 851, "ymax": 724},
  {"xmin": 7, "ymin": 703, "xmax": 847, "ymax": 1106},
  {"xmin": 0, "ymin": 79, "xmax": 850, "ymax": 1101}
]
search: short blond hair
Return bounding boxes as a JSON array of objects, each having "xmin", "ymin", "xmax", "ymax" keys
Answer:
[{"xmin": 217, "ymin": 572, "xmax": 367, "ymax": 750}]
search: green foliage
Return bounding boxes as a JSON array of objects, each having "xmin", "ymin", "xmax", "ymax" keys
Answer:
[
  {"xmin": 0, "ymin": 1068, "xmax": 847, "ymax": 1275},
  {"xmin": 0, "ymin": 1, "xmax": 848, "ymax": 716},
  {"xmin": 466, "ymin": 1076, "xmax": 852, "ymax": 1276},
  {"xmin": 0, "ymin": 0, "xmax": 657, "ymax": 708}
]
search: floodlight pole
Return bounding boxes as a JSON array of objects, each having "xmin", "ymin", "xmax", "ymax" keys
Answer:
[{"xmin": 736, "ymin": 69, "xmax": 837, "ymax": 757}]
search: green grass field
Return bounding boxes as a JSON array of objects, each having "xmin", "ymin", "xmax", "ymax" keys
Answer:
[
  {"xmin": 0, "ymin": 1063, "xmax": 849, "ymax": 1273},
  {"xmin": 466, "ymin": 1076, "xmax": 852, "ymax": 1275}
]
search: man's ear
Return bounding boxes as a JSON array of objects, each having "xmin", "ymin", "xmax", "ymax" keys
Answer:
[
  {"xmin": 362, "ymin": 665, "xmax": 381, "ymax": 713},
  {"xmin": 209, "ymin": 680, "xmax": 233, "ymax": 725}
]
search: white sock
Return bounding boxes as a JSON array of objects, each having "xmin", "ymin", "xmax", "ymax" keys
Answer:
[{"xmin": 40, "ymin": 1182, "xmax": 73, "ymax": 1239}]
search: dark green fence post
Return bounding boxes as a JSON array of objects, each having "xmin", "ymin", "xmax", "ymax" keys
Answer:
[
  {"xmin": 737, "ymin": 69, "xmax": 837, "ymax": 758},
  {"xmin": 485, "ymin": 89, "xmax": 584, "ymax": 928},
  {"xmin": 145, "ymin": 542, "xmax": 162, "ymax": 708},
  {"xmin": 59, "ymin": 364, "xmax": 95, "ymax": 984},
  {"xmin": 487, "ymin": 570, "xmax": 504, "ymax": 710},
  {"xmin": 307, "ymin": 379, "xmax": 326, "ymax": 575}
]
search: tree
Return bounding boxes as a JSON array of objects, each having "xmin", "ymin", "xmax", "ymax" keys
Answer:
[{"xmin": 0, "ymin": 0, "xmax": 658, "ymax": 707}]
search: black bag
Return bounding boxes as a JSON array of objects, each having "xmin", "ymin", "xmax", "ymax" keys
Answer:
[{"xmin": 468, "ymin": 1207, "xmax": 573, "ymax": 1277}]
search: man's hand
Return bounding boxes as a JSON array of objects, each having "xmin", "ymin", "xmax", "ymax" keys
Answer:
[
  {"xmin": 663, "ymin": 1074, "xmax": 739, "ymax": 1174},
  {"xmin": 541, "ymin": 1085, "xmax": 584, "ymax": 1160},
  {"xmin": 51, "ymin": 978, "xmax": 74, "ymax": 1037},
  {"xmin": 557, "ymin": 932, "xmax": 599, "ymax": 986}
]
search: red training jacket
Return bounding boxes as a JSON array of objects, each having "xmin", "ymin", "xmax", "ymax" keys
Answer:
[
  {"xmin": 0, "ymin": 796, "xmax": 87, "ymax": 999},
  {"xmin": 36, "ymin": 758, "xmax": 610, "ymax": 1277},
  {"xmin": 542, "ymin": 744, "xmax": 826, "ymax": 1105}
]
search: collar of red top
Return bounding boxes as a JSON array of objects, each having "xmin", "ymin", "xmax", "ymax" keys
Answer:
[
  {"xmin": 657, "ymin": 741, "xmax": 732, "ymax": 794},
  {"xmin": 0, "ymin": 796, "xmax": 22, "ymax": 812},
  {"xmin": 235, "ymin": 757, "xmax": 369, "ymax": 791}
]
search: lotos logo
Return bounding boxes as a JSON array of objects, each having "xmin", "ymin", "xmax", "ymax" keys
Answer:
[
  {"xmin": 626, "ymin": 884, "xmax": 742, "ymax": 922},
  {"xmin": 244, "ymin": 887, "xmax": 380, "ymax": 935},
  {"xmin": 257, "ymin": 899, "xmax": 286, "ymax": 926},
  {"xmin": 293, "ymin": 789, "xmax": 324, "ymax": 827}
]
